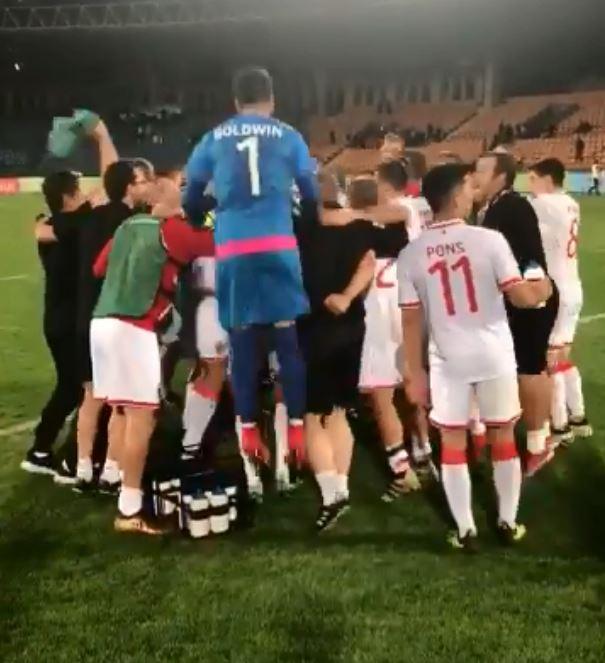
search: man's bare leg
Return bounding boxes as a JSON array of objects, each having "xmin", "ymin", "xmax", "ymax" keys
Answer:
[
  {"xmin": 519, "ymin": 373, "xmax": 551, "ymax": 453},
  {"xmin": 307, "ymin": 412, "xmax": 350, "ymax": 531},
  {"xmin": 369, "ymin": 388, "xmax": 419, "ymax": 500},
  {"xmin": 306, "ymin": 414, "xmax": 337, "ymax": 505},
  {"xmin": 99, "ymin": 407, "xmax": 126, "ymax": 488},
  {"xmin": 325, "ymin": 408, "xmax": 354, "ymax": 503},
  {"xmin": 76, "ymin": 382, "xmax": 104, "ymax": 484},
  {"xmin": 116, "ymin": 407, "xmax": 156, "ymax": 517},
  {"xmin": 520, "ymin": 372, "xmax": 556, "ymax": 476}
]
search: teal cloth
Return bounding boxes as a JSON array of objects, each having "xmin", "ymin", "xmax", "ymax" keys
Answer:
[{"xmin": 47, "ymin": 109, "xmax": 100, "ymax": 158}]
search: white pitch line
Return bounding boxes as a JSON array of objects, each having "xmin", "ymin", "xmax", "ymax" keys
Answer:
[
  {"xmin": 0, "ymin": 419, "xmax": 37, "ymax": 438},
  {"xmin": 579, "ymin": 312, "xmax": 605, "ymax": 325},
  {"xmin": 0, "ymin": 274, "xmax": 29, "ymax": 282}
]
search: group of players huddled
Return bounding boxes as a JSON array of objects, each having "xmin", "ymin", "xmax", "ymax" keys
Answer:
[{"xmin": 22, "ymin": 67, "xmax": 591, "ymax": 550}]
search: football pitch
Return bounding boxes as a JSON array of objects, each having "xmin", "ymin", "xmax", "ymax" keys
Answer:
[{"xmin": 1, "ymin": 194, "xmax": 605, "ymax": 662}]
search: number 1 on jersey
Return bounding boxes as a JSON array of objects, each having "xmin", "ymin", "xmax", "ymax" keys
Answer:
[{"xmin": 237, "ymin": 136, "xmax": 261, "ymax": 196}]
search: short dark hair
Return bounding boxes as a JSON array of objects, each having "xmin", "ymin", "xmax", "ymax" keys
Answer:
[
  {"xmin": 377, "ymin": 160, "xmax": 409, "ymax": 191},
  {"xmin": 529, "ymin": 158, "xmax": 565, "ymax": 187},
  {"xmin": 422, "ymin": 164, "xmax": 473, "ymax": 214},
  {"xmin": 103, "ymin": 160, "xmax": 136, "ymax": 203},
  {"xmin": 232, "ymin": 67, "xmax": 273, "ymax": 105},
  {"xmin": 348, "ymin": 177, "xmax": 378, "ymax": 209},
  {"xmin": 483, "ymin": 151, "xmax": 518, "ymax": 189},
  {"xmin": 42, "ymin": 171, "xmax": 80, "ymax": 215}
]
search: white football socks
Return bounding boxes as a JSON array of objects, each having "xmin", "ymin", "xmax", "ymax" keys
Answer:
[
  {"xmin": 564, "ymin": 365, "xmax": 585, "ymax": 419},
  {"xmin": 335, "ymin": 474, "xmax": 349, "ymax": 500},
  {"xmin": 316, "ymin": 471, "xmax": 337, "ymax": 506},
  {"xmin": 274, "ymin": 401, "xmax": 290, "ymax": 483},
  {"xmin": 526, "ymin": 429, "xmax": 547, "ymax": 455},
  {"xmin": 236, "ymin": 417, "xmax": 262, "ymax": 493},
  {"xmin": 385, "ymin": 441, "xmax": 409, "ymax": 474},
  {"xmin": 118, "ymin": 487, "xmax": 143, "ymax": 517},
  {"xmin": 492, "ymin": 444, "xmax": 522, "ymax": 527},
  {"xmin": 411, "ymin": 434, "xmax": 432, "ymax": 462},
  {"xmin": 441, "ymin": 449, "xmax": 476, "ymax": 537},
  {"xmin": 100, "ymin": 458, "xmax": 120, "ymax": 484},
  {"xmin": 76, "ymin": 457, "xmax": 93, "ymax": 482},
  {"xmin": 182, "ymin": 383, "xmax": 219, "ymax": 455},
  {"xmin": 551, "ymin": 371, "xmax": 568, "ymax": 430}
]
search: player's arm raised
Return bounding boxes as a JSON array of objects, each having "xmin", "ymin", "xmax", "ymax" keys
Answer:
[
  {"xmin": 82, "ymin": 117, "xmax": 118, "ymax": 207},
  {"xmin": 324, "ymin": 250, "xmax": 375, "ymax": 315},
  {"xmin": 91, "ymin": 119, "xmax": 118, "ymax": 178}
]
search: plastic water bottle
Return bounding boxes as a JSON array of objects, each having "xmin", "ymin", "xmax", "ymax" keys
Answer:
[
  {"xmin": 523, "ymin": 261, "xmax": 547, "ymax": 308},
  {"xmin": 189, "ymin": 497, "xmax": 210, "ymax": 539},
  {"xmin": 158, "ymin": 480, "xmax": 174, "ymax": 515},
  {"xmin": 209, "ymin": 491, "xmax": 229, "ymax": 534},
  {"xmin": 181, "ymin": 495, "xmax": 192, "ymax": 533},
  {"xmin": 225, "ymin": 486, "xmax": 237, "ymax": 522},
  {"xmin": 152, "ymin": 480, "xmax": 162, "ymax": 517}
]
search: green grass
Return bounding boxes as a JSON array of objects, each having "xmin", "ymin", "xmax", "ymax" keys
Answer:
[{"xmin": 1, "ymin": 194, "xmax": 605, "ymax": 662}]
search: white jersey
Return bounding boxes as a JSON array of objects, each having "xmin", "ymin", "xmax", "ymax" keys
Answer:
[
  {"xmin": 397, "ymin": 195, "xmax": 433, "ymax": 241},
  {"xmin": 398, "ymin": 220, "xmax": 522, "ymax": 382},
  {"xmin": 531, "ymin": 192, "xmax": 581, "ymax": 297},
  {"xmin": 192, "ymin": 256, "xmax": 216, "ymax": 292}
]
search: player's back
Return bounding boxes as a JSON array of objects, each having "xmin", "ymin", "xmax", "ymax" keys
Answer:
[
  {"xmin": 531, "ymin": 192, "xmax": 581, "ymax": 290},
  {"xmin": 399, "ymin": 195, "xmax": 433, "ymax": 240},
  {"xmin": 400, "ymin": 221, "xmax": 519, "ymax": 381},
  {"xmin": 208, "ymin": 114, "xmax": 303, "ymax": 243}
]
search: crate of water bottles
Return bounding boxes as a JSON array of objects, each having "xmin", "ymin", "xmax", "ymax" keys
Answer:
[{"xmin": 151, "ymin": 471, "xmax": 238, "ymax": 539}]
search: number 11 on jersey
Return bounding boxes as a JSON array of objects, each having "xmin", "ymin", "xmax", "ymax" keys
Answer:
[{"xmin": 237, "ymin": 136, "xmax": 261, "ymax": 196}]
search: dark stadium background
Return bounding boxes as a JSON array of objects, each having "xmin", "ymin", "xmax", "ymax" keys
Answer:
[{"xmin": 1, "ymin": 0, "xmax": 605, "ymax": 174}]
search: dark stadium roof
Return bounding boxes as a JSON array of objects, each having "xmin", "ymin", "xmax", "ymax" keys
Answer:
[{"xmin": 1, "ymin": 0, "xmax": 605, "ymax": 95}]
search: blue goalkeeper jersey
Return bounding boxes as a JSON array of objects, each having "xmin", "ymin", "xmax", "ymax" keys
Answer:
[{"xmin": 184, "ymin": 113, "xmax": 317, "ymax": 329}]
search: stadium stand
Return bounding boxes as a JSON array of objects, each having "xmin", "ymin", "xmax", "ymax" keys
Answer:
[
  {"xmin": 449, "ymin": 95, "xmax": 557, "ymax": 141},
  {"xmin": 305, "ymin": 89, "xmax": 605, "ymax": 173},
  {"xmin": 556, "ymin": 90, "xmax": 605, "ymax": 134},
  {"xmin": 326, "ymin": 148, "xmax": 381, "ymax": 175}
]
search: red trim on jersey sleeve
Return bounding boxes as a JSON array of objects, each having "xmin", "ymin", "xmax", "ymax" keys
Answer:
[
  {"xmin": 400, "ymin": 301, "xmax": 421, "ymax": 309},
  {"xmin": 161, "ymin": 215, "xmax": 214, "ymax": 264},
  {"xmin": 498, "ymin": 276, "xmax": 523, "ymax": 292},
  {"xmin": 93, "ymin": 238, "xmax": 113, "ymax": 278}
]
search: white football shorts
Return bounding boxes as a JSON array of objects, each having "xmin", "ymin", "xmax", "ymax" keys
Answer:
[
  {"xmin": 91, "ymin": 317, "xmax": 161, "ymax": 408},
  {"xmin": 429, "ymin": 368, "xmax": 521, "ymax": 429},
  {"xmin": 196, "ymin": 296, "xmax": 229, "ymax": 359}
]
